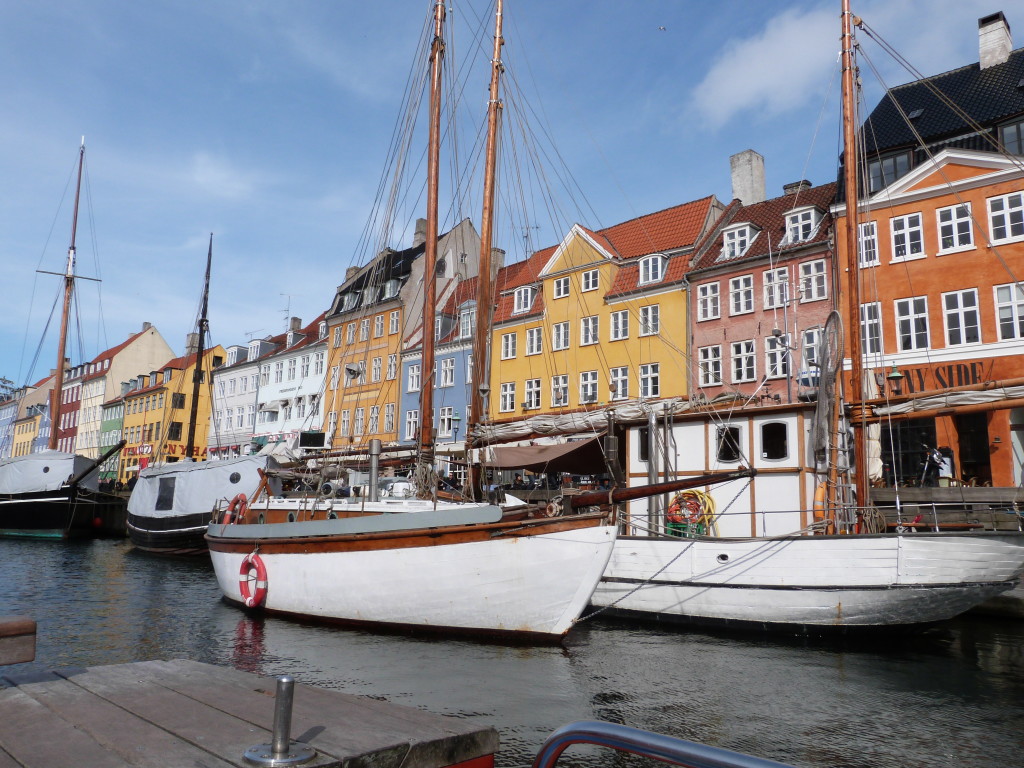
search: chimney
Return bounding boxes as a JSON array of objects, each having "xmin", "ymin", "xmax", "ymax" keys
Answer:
[
  {"xmin": 345, "ymin": 267, "xmax": 359, "ymax": 281},
  {"xmin": 289, "ymin": 316, "xmax": 302, "ymax": 332},
  {"xmin": 185, "ymin": 333, "xmax": 199, "ymax": 356},
  {"xmin": 412, "ymin": 217, "xmax": 428, "ymax": 247},
  {"xmin": 979, "ymin": 12, "xmax": 1011, "ymax": 69},
  {"xmin": 783, "ymin": 180, "xmax": 812, "ymax": 196},
  {"xmin": 141, "ymin": 321, "xmax": 152, "ymax": 331},
  {"xmin": 730, "ymin": 150, "xmax": 766, "ymax": 206}
]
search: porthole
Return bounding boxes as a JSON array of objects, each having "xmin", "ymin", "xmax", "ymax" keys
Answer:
[
  {"xmin": 258, "ymin": 513, "xmax": 266, "ymax": 525},
  {"xmin": 717, "ymin": 554, "xmax": 729, "ymax": 563},
  {"xmin": 42, "ymin": 466, "xmax": 50, "ymax": 473},
  {"xmin": 327, "ymin": 511, "xmax": 338, "ymax": 520},
  {"xmin": 287, "ymin": 512, "xmax": 296, "ymax": 523},
  {"xmin": 229, "ymin": 472, "xmax": 241, "ymax": 484}
]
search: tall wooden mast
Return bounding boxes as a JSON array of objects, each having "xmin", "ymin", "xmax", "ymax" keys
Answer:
[
  {"xmin": 467, "ymin": 0, "xmax": 505, "ymax": 500},
  {"xmin": 185, "ymin": 234, "xmax": 213, "ymax": 459},
  {"xmin": 417, "ymin": 0, "xmax": 446, "ymax": 473},
  {"xmin": 840, "ymin": 0, "xmax": 869, "ymax": 506},
  {"xmin": 48, "ymin": 140, "xmax": 85, "ymax": 451}
]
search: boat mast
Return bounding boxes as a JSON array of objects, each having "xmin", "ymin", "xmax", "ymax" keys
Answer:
[
  {"xmin": 48, "ymin": 140, "xmax": 85, "ymax": 451},
  {"xmin": 185, "ymin": 234, "xmax": 212, "ymax": 459},
  {"xmin": 417, "ymin": 0, "xmax": 446, "ymax": 478},
  {"xmin": 467, "ymin": 0, "xmax": 505, "ymax": 501},
  {"xmin": 840, "ymin": 0, "xmax": 869, "ymax": 506}
]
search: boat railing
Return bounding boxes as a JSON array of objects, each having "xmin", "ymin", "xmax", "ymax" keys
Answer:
[{"xmin": 531, "ymin": 720, "xmax": 795, "ymax": 768}]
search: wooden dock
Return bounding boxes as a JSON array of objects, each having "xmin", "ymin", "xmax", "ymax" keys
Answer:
[{"xmin": 0, "ymin": 659, "xmax": 498, "ymax": 768}]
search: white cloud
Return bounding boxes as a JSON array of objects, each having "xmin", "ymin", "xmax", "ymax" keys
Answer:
[{"xmin": 691, "ymin": 7, "xmax": 837, "ymax": 130}]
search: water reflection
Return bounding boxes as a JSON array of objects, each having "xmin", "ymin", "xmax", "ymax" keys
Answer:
[{"xmin": 2, "ymin": 539, "xmax": 1023, "ymax": 768}]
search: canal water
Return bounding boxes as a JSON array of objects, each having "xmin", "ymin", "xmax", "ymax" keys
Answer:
[{"xmin": 2, "ymin": 538, "xmax": 1022, "ymax": 768}]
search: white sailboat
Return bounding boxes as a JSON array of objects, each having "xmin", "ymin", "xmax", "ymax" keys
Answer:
[
  {"xmin": 205, "ymin": 0, "xmax": 615, "ymax": 640},
  {"xmin": 587, "ymin": 0, "xmax": 1024, "ymax": 631}
]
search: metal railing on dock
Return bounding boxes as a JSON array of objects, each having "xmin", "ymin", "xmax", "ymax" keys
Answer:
[{"xmin": 532, "ymin": 721, "xmax": 796, "ymax": 768}]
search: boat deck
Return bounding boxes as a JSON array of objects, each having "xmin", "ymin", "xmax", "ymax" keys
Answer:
[{"xmin": 0, "ymin": 658, "xmax": 498, "ymax": 768}]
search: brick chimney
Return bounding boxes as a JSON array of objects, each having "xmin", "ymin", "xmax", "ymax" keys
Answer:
[
  {"xmin": 979, "ymin": 12, "xmax": 1011, "ymax": 70},
  {"xmin": 141, "ymin": 321, "xmax": 152, "ymax": 331},
  {"xmin": 730, "ymin": 150, "xmax": 766, "ymax": 206},
  {"xmin": 345, "ymin": 267, "xmax": 360, "ymax": 281},
  {"xmin": 783, "ymin": 180, "xmax": 812, "ymax": 196},
  {"xmin": 185, "ymin": 333, "xmax": 199, "ymax": 356},
  {"xmin": 289, "ymin": 316, "xmax": 302, "ymax": 332}
]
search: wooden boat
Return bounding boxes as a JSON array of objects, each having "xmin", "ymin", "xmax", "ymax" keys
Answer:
[
  {"xmin": 206, "ymin": 0, "xmax": 615, "ymax": 639},
  {"xmin": 0, "ymin": 142, "xmax": 127, "ymax": 539},
  {"xmin": 585, "ymin": 1, "xmax": 1024, "ymax": 631}
]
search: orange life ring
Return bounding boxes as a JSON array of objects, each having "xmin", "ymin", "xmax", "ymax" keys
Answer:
[
  {"xmin": 221, "ymin": 493, "xmax": 249, "ymax": 525},
  {"xmin": 666, "ymin": 494, "xmax": 685, "ymax": 524},
  {"xmin": 812, "ymin": 482, "xmax": 827, "ymax": 522},
  {"xmin": 238, "ymin": 552, "xmax": 268, "ymax": 608}
]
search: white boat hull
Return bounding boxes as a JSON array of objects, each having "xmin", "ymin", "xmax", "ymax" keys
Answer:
[
  {"xmin": 591, "ymin": 532, "xmax": 1024, "ymax": 630},
  {"xmin": 208, "ymin": 515, "xmax": 616, "ymax": 639}
]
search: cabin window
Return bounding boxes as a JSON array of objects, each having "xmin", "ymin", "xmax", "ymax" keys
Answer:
[
  {"xmin": 155, "ymin": 478, "xmax": 176, "ymax": 510},
  {"xmin": 716, "ymin": 426, "xmax": 742, "ymax": 463},
  {"xmin": 761, "ymin": 422, "xmax": 788, "ymax": 461}
]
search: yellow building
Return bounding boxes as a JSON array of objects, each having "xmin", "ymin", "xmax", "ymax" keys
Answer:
[
  {"xmin": 488, "ymin": 198, "xmax": 723, "ymax": 421},
  {"xmin": 119, "ymin": 345, "xmax": 225, "ymax": 482}
]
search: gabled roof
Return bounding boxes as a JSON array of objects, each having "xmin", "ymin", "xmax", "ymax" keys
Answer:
[
  {"xmin": 689, "ymin": 182, "xmax": 837, "ymax": 273},
  {"xmin": 595, "ymin": 196, "xmax": 718, "ymax": 259},
  {"xmin": 81, "ymin": 327, "xmax": 153, "ymax": 382},
  {"xmin": 862, "ymin": 47, "xmax": 1024, "ymax": 156},
  {"xmin": 492, "ymin": 250, "xmax": 550, "ymax": 325}
]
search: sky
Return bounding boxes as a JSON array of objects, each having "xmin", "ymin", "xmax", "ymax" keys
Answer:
[{"xmin": 0, "ymin": 0, "xmax": 1008, "ymax": 389}]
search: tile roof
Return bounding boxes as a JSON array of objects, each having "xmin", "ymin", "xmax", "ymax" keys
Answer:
[
  {"xmin": 689, "ymin": 182, "xmax": 837, "ymax": 272},
  {"xmin": 861, "ymin": 47, "xmax": 1024, "ymax": 156},
  {"xmin": 596, "ymin": 196, "xmax": 717, "ymax": 259}
]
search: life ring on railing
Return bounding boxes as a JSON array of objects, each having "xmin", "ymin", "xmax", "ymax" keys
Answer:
[
  {"xmin": 220, "ymin": 493, "xmax": 249, "ymax": 524},
  {"xmin": 238, "ymin": 552, "xmax": 267, "ymax": 608}
]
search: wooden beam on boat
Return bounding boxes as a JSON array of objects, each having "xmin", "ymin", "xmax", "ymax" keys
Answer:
[
  {"xmin": 0, "ymin": 616, "xmax": 35, "ymax": 666},
  {"xmin": 569, "ymin": 468, "xmax": 755, "ymax": 508},
  {"xmin": 0, "ymin": 659, "xmax": 498, "ymax": 768}
]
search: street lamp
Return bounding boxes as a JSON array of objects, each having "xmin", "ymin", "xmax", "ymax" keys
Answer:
[
  {"xmin": 451, "ymin": 412, "xmax": 461, "ymax": 444},
  {"xmin": 886, "ymin": 363, "xmax": 905, "ymax": 396}
]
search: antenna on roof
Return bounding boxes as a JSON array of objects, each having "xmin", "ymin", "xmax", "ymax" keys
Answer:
[
  {"xmin": 279, "ymin": 294, "xmax": 293, "ymax": 330},
  {"xmin": 244, "ymin": 329, "xmax": 264, "ymax": 341}
]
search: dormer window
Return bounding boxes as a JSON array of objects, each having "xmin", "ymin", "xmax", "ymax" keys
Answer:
[
  {"xmin": 867, "ymin": 151, "xmax": 910, "ymax": 193},
  {"xmin": 318, "ymin": 322, "xmax": 327, "ymax": 340},
  {"xmin": 722, "ymin": 225, "xmax": 755, "ymax": 259},
  {"xmin": 459, "ymin": 308, "xmax": 476, "ymax": 339},
  {"xmin": 362, "ymin": 286, "xmax": 379, "ymax": 305},
  {"xmin": 639, "ymin": 254, "xmax": 665, "ymax": 285},
  {"xmin": 784, "ymin": 207, "xmax": 822, "ymax": 245},
  {"xmin": 382, "ymin": 279, "xmax": 401, "ymax": 299},
  {"xmin": 1000, "ymin": 119, "xmax": 1024, "ymax": 155},
  {"xmin": 247, "ymin": 343, "xmax": 259, "ymax": 362},
  {"xmin": 513, "ymin": 286, "xmax": 536, "ymax": 314},
  {"xmin": 341, "ymin": 292, "xmax": 359, "ymax": 311}
]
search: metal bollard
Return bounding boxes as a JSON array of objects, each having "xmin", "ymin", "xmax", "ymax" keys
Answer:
[{"xmin": 244, "ymin": 675, "xmax": 317, "ymax": 766}]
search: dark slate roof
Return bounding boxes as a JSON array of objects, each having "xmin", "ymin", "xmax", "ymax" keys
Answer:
[{"xmin": 862, "ymin": 47, "xmax": 1024, "ymax": 156}]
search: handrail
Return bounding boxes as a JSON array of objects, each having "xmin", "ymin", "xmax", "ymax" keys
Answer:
[{"xmin": 531, "ymin": 721, "xmax": 795, "ymax": 768}]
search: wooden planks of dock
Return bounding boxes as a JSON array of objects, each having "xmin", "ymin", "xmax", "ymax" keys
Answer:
[{"xmin": 0, "ymin": 659, "xmax": 498, "ymax": 768}]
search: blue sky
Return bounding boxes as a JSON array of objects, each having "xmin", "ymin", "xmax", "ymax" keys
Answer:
[{"xmin": 0, "ymin": 0, "xmax": 1005, "ymax": 388}]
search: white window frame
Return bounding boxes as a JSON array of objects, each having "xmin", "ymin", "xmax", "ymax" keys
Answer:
[
  {"xmin": 407, "ymin": 363, "xmax": 421, "ymax": 392},
  {"xmin": 895, "ymin": 296, "xmax": 930, "ymax": 351},
  {"xmin": 942, "ymin": 288, "xmax": 980, "ymax": 346},
  {"xmin": 386, "ymin": 354, "xmax": 397, "ymax": 380},
  {"xmin": 610, "ymin": 366, "xmax": 628, "ymax": 401},
  {"xmin": 730, "ymin": 275, "xmax": 754, "ymax": 315},
  {"xmin": 890, "ymin": 212, "xmax": 925, "ymax": 261},
  {"xmin": 579, "ymin": 371, "xmax": 598, "ymax": 404},
  {"xmin": 639, "ymin": 305, "xmax": 659, "ymax": 336},
  {"xmin": 937, "ymin": 203, "xmax": 974, "ymax": 254},
  {"xmin": 697, "ymin": 282, "xmax": 720, "ymax": 321},
  {"xmin": 581, "ymin": 269, "xmax": 599, "ymax": 292},
  {"xmin": 404, "ymin": 410, "xmax": 418, "ymax": 441},
  {"xmin": 551, "ymin": 375, "xmax": 569, "ymax": 407},
  {"xmin": 765, "ymin": 335, "xmax": 790, "ymax": 379},
  {"xmin": 860, "ymin": 302, "xmax": 883, "ymax": 355},
  {"xmin": 731, "ymin": 340, "xmax": 756, "ymax": 383},
  {"xmin": 439, "ymin": 357, "xmax": 455, "ymax": 387},
  {"xmin": 459, "ymin": 309, "xmax": 476, "ymax": 339},
  {"xmin": 639, "ymin": 255, "xmax": 665, "ymax": 285},
  {"xmin": 374, "ymin": 315, "xmax": 385, "ymax": 337},
  {"xmin": 552, "ymin": 321, "xmax": 570, "ymax": 351},
  {"xmin": 526, "ymin": 327, "xmax": 543, "ymax": 356},
  {"xmin": 699, "ymin": 345, "xmax": 722, "ymax": 387},
  {"xmin": 799, "ymin": 259, "xmax": 827, "ymax": 302},
  {"xmin": 438, "ymin": 406, "xmax": 453, "ymax": 437},
  {"xmin": 553, "ymin": 276, "xmax": 570, "ymax": 299},
  {"xmin": 763, "ymin": 267, "xmax": 790, "ymax": 309},
  {"xmin": 501, "ymin": 332, "xmax": 517, "ymax": 359},
  {"xmin": 995, "ymin": 283, "xmax": 1024, "ymax": 341},
  {"xmin": 988, "ymin": 192, "xmax": 1024, "ymax": 244},
  {"xmin": 800, "ymin": 327, "xmax": 821, "ymax": 386},
  {"xmin": 580, "ymin": 316, "xmax": 599, "ymax": 346},
  {"xmin": 610, "ymin": 310, "xmax": 629, "ymax": 341},
  {"xmin": 723, "ymin": 225, "xmax": 754, "ymax": 259},
  {"xmin": 384, "ymin": 403, "xmax": 395, "ymax": 433},
  {"xmin": 858, "ymin": 221, "xmax": 879, "ymax": 267},
  {"xmin": 513, "ymin": 286, "xmax": 536, "ymax": 314},
  {"xmin": 639, "ymin": 363, "xmax": 660, "ymax": 398},
  {"xmin": 524, "ymin": 379, "xmax": 541, "ymax": 410},
  {"xmin": 371, "ymin": 356, "xmax": 382, "ymax": 383},
  {"xmin": 499, "ymin": 382, "xmax": 516, "ymax": 413},
  {"xmin": 784, "ymin": 207, "xmax": 820, "ymax": 244},
  {"xmin": 389, "ymin": 310, "xmax": 400, "ymax": 334}
]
